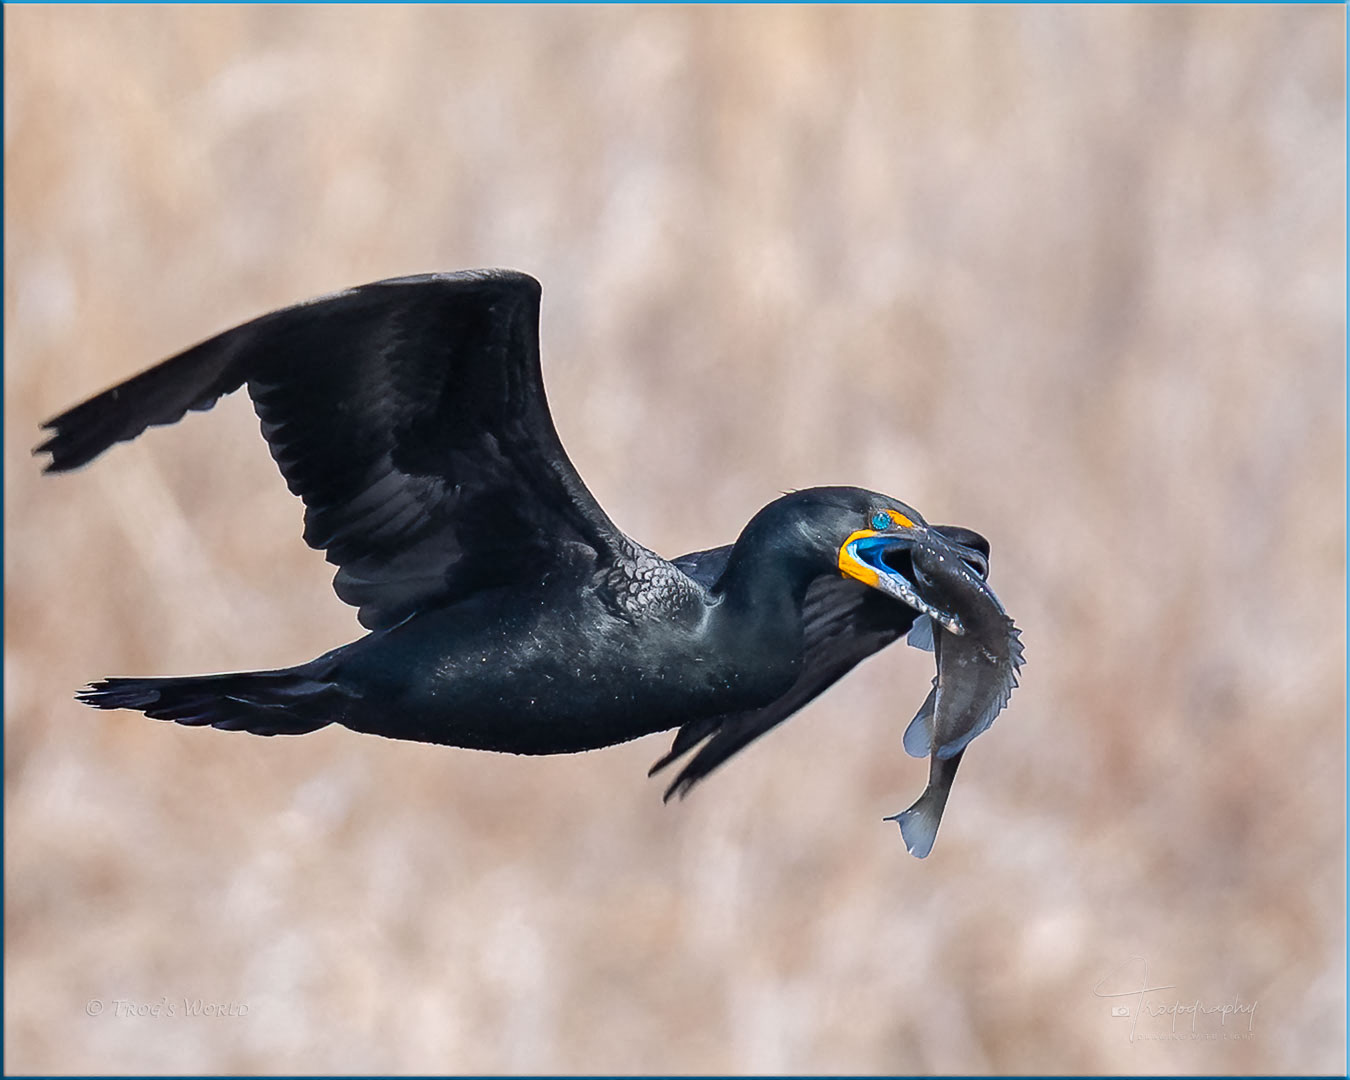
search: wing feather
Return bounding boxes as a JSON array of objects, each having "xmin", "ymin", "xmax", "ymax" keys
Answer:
[{"xmin": 37, "ymin": 270, "xmax": 629, "ymax": 629}]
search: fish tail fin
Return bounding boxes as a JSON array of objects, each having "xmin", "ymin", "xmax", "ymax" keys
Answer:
[
  {"xmin": 885, "ymin": 793, "xmax": 944, "ymax": 859},
  {"xmin": 885, "ymin": 751, "xmax": 963, "ymax": 858}
]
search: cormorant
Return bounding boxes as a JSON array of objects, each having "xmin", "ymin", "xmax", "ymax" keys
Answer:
[{"xmin": 37, "ymin": 270, "xmax": 1023, "ymax": 852}]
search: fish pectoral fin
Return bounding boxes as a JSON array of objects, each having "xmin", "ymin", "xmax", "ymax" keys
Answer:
[
  {"xmin": 902, "ymin": 682, "xmax": 937, "ymax": 758},
  {"xmin": 906, "ymin": 614, "xmax": 935, "ymax": 652}
]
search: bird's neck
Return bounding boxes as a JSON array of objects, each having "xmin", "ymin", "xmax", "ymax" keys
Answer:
[{"xmin": 710, "ymin": 521, "xmax": 821, "ymax": 654}]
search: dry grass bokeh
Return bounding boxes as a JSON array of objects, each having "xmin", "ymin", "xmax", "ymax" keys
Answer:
[{"xmin": 5, "ymin": 6, "xmax": 1344, "ymax": 1074}]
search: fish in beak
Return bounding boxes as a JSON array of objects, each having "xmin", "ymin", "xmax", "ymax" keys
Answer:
[{"xmin": 886, "ymin": 530, "xmax": 1025, "ymax": 858}]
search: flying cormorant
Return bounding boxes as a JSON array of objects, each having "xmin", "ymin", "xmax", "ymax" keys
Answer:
[{"xmin": 37, "ymin": 270, "xmax": 1023, "ymax": 854}]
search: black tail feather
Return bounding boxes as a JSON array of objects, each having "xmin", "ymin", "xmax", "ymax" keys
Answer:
[{"xmin": 78, "ymin": 668, "xmax": 339, "ymax": 736}]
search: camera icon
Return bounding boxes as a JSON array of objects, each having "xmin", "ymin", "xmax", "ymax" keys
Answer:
[{"xmin": 1111, "ymin": 1006, "xmax": 1131, "ymax": 1018}]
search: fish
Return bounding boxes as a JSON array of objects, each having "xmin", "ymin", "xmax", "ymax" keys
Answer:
[{"xmin": 886, "ymin": 532, "xmax": 1025, "ymax": 857}]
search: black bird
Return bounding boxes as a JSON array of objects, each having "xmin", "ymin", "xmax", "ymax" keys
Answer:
[{"xmin": 37, "ymin": 269, "xmax": 1018, "ymax": 827}]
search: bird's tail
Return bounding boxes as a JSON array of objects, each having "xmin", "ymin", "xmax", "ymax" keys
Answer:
[{"xmin": 77, "ymin": 663, "xmax": 343, "ymax": 736}]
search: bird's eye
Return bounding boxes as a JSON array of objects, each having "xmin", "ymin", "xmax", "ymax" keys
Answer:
[{"xmin": 871, "ymin": 511, "xmax": 891, "ymax": 531}]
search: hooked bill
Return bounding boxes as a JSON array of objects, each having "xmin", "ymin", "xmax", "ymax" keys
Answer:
[{"xmin": 887, "ymin": 532, "xmax": 1024, "ymax": 858}]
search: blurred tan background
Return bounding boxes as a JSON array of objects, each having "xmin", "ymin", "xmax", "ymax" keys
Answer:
[{"xmin": 5, "ymin": 5, "xmax": 1344, "ymax": 1075}]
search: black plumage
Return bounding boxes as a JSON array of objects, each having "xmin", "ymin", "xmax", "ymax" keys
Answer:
[{"xmin": 38, "ymin": 270, "xmax": 1021, "ymax": 836}]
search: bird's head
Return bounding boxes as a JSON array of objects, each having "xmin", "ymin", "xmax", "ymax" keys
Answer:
[{"xmin": 747, "ymin": 487, "xmax": 991, "ymax": 630}]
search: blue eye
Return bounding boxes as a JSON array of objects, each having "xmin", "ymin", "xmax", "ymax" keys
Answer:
[{"xmin": 871, "ymin": 511, "xmax": 891, "ymax": 531}]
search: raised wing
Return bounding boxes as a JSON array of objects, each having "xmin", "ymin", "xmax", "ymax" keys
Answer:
[
  {"xmin": 651, "ymin": 573, "xmax": 915, "ymax": 798},
  {"xmin": 37, "ymin": 270, "xmax": 630, "ymax": 629}
]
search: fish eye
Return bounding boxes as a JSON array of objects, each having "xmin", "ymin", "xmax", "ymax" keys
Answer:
[{"xmin": 870, "ymin": 511, "xmax": 891, "ymax": 531}]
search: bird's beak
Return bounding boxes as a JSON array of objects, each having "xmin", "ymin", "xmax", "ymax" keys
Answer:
[{"xmin": 838, "ymin": 518, "xmax": 965, "ymax": 634}]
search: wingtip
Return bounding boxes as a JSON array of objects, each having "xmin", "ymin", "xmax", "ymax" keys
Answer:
[
  {"xmin": 74, "ymin": 680, "xmax": 114, "ymax": 708},
  {"xmin": 32, "ymin": 431, "xmax": 59, "ymax": 472},
  {"xmin": 647, "ymin": 749, "xmax": 679, "ymax": 778},
  {"xmin": 661, "ymin": 773, "xmax": 699, "ymax": 803},
  {"xmin": 33, "ymin": 424, "xmax": 92, "ymax": 475}
]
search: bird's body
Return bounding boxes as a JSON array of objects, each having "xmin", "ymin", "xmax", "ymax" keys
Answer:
[
  {"xmin": 39, "ymin": 269, "xmax": 1022, "ymax": 842},
  {"xmin": 301, "ymin": 547, "xmax": 798, "ymax": 755}
]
